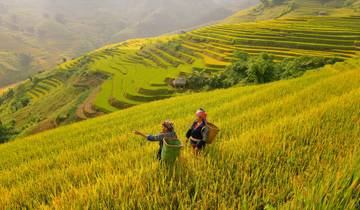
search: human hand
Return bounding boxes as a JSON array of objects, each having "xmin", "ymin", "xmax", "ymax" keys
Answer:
[{"xmin": 133, "ymin": 130, "xmax": 141, "ymax": 135}]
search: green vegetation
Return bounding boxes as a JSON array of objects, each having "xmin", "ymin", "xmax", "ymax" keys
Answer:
[
  {"xmin": 82, "ymin": 15, "xmax": 360, "ymax": 113},
  {"xmin": 280, "ymin": 55, "xmax": 342, "ymax": 78},
  {"xmin": 185, "ymin": 52, "xmax": 342, "ymax": 89},
  {"xmin": 0, "ymin": 58, "xmax": 359, "ymax": 208},
  {"xmin": 0, "ymin": 121, "xmax": 15, "ymax": 143},
  {"xmin": 0, "ymin": 63, "xmax": 102, "ymax": 136}
]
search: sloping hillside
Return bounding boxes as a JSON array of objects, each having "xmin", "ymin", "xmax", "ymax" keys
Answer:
[
  {"xmin": 1, "ymin": 0, "xmax": 359, "ymax": 137},
  {"xmin": 0, "ymin": 58, "xmax": 359, "ymax": 209},
  {"xmin": 224, "ymin": 0, "xmax": 360, "ymax": 23},
  {"xmin": 0, "ymin": 0, "xmax": 256, "ymax": 87}
]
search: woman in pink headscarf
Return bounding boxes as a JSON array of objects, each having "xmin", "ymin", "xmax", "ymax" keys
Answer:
[{"xmin": 186, "ymin": 108, "xmax": 209, "ymax": 152}]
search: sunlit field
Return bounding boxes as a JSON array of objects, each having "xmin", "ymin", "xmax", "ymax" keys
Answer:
[{"xmin": 0, "ymin": 58, "xmax": 359, "ymax": 209}]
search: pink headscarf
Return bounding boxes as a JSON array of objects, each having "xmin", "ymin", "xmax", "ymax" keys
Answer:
[{"xmin": 196, "ymin": 108, "xmax": 207, "ymax": 121}]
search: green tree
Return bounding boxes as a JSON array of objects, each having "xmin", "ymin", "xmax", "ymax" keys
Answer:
[
  {"xmin": 246, "ymin": 54, "xmax": 279, "ymax": 83},
  {"xmin": 0, "ymin": 121, "xmax": 14, "ymax": 143},
  {"xmin": 280, "ymin": 56, "xmax": 342, "ymax": 79}
]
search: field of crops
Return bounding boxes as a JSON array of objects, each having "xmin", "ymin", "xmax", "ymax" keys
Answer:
[
  {"xmin": 224, "ymin": 0, "xmax": 360, "ymax": 23},
  {"xmin": 27, "ymin": 77, "xmax": 64, "ymax": 100},
  {"xmin": 0, "ymin": 57, "xmax": 359, "ymax": 209},
  {"xmin": 52, "ymin": 14, "xmax": 360, "ymax": 114}
]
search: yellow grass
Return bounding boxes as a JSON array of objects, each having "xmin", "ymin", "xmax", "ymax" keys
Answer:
[{"xmin": 0, "ymin": 58, "xmax": 359, "ymax": 209}]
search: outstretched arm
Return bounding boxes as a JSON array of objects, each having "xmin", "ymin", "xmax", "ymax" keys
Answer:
[
  {"xmin": 133, "ymin": 130, "xmax": 148, "ymax": 139},
  {"xmin": 134, "ymin": 130, "xmax": 163, "ymax": 141}
]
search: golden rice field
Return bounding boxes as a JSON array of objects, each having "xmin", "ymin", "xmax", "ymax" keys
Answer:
[{"xmin": 0, "ymin": 57, "xmax": 359, "ymax": 209}]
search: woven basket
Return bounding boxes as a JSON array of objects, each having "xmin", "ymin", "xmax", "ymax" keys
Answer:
[{"xmin": 206, "ymin": 122, "xmax": 219, "ymax": 144}]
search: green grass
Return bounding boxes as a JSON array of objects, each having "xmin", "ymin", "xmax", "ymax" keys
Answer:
[
  {"xmin": 224, "ymin": 0, "xmax": 360, "ymax": 23},
  {"xmin": 0, "ymin": 57, "xmax": 359, "ymax": 209},
  {"xmin": 26, "ymin": 78, "xmax": 63, "ymax": 100}
]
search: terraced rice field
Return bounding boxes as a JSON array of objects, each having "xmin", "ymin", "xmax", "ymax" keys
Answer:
[
  {"xmin": 57, "ymin": 16, "xmax": 360, "ymax": 113},
  {"xmin": 0, "ymin": 57, "xmax": 359, "ymax": 209},
  {"xmin": 27, "ymin": 77, "xmax": 64, "ymax": 100},
  {"xmin": 185, "ymin": 16, "xmax": 360, "ymax": 61}
]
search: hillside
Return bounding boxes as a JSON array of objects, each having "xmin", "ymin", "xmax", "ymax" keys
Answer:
[
  {"xmin": 0, "ymin": 0, "xmax": 256, "ymax": 87},
  {"xmin": 225, "ymin": 0, "xmax": 360, "ymax": 23},
  {"xmin": 0, "ymin": 57, "xmax": 359, "ymax": 208},
  {"xmin": 1, "ymin": 0, "xmax": 360, "ymax": 137}
]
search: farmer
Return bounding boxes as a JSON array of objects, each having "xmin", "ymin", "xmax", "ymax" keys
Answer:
[
  {"xmin": 186, "ymin": 108, "xmax": 209, "ymax": 152},
  {"xmin": 134, "ymin": 120, "xmax": 178, "ymax": 160}
]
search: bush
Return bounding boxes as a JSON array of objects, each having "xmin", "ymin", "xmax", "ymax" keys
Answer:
[
  {"xmin": 0, "ymin": 89, "xmax": 15, "ymax": 105},
  {"xmin": 280, "ymin": 56, "xmax": 342, "ymax": 79},
  {"xmin": 0, "ymin": 121, "xmax": 15, "ymax": 144},
  {"xmin": 186, "ymin": 71, "xmax": 209, "ymax": 89},
  {"xmin": 10, "ymin": 96, "xmax": 31, "ymax": 112},
  {"xmin": 183, "ymin": 52, "xmax": 342, "ymax": 91},
  {"xmin": 343, "ymin": 0, "xmax": 354, "ymax": 7},
  {"xmin": 169, "ymin": 41, "xmax": 181, "ymax": 51},
  {"xmin": 246, "ymin": 53, "xmax": 280, "ymax": 83}
]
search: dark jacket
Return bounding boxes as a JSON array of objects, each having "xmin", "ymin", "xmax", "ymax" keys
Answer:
[{"xmin": 186, "ymin": 120, "xmax": 209, "ymax": 149}]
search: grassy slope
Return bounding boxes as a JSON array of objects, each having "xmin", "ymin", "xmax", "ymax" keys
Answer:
[
  {"xmin": 0, "ymin": 58, "xmax": 359, "ymax": 209},
  {"xmin": 1, "ymin": 0, "xmax": 360, "ymax": 136},
  {"xmin": 224, "ymin": 0, "xmax": 360, "ymax": 23}
]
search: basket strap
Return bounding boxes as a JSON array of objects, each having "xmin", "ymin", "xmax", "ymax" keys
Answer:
[
  {"xmin": 163, "ymin": 138, "xmax": 183, "ymax": 148},
  {"xmin": 190, "ymin": 137, "xmax": 202, "ymax": 142}
]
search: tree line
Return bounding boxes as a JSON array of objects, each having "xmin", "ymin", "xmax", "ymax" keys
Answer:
[{"xmin": 184, "ymin": 52, "xmax": 342, "ymax": 90}]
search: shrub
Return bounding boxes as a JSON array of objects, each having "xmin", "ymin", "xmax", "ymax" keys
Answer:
[
  {"xmin": 10, "ymin": 96, "xmax": 31, "ymax": 112},
  {"xmin": 168, "ymin": 41, "xmax": 182, "ymax": 51},
  {"xmin": 0, "ymin": 89, "xmax": 15, "ymax": 105},
  {"xmin": 0, "ymin": 121, "xmax": 15, "ymax": 144},
  {"xmin": 280, "ymin": 56, "xmax": 342, "ymax": 79},
  {"xmin": 184, "ymin": 52, "xmax": 342, "ymax": 91},
  {"xmin": 246, "ymin": 53, "xmax": 280, "ymax": 83}
]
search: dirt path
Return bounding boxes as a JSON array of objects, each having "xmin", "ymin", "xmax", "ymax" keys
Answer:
[{"xmin": 76, "ymin": 87, "xmax": 103, "ymax": 120}]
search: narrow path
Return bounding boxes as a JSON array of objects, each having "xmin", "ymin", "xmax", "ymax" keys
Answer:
[{"xmin": 76, "ymin": 87, "xmax": 103, "ymax": 120}]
